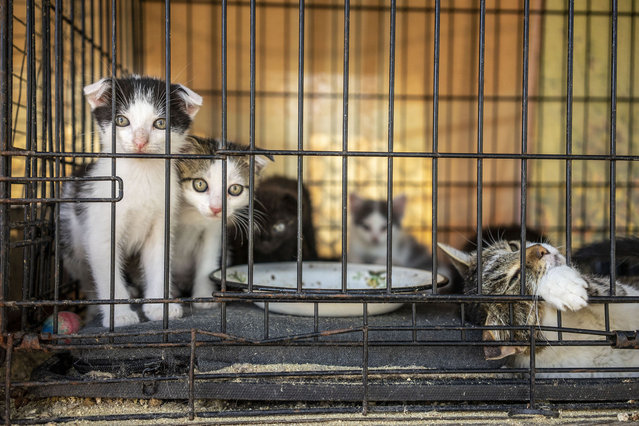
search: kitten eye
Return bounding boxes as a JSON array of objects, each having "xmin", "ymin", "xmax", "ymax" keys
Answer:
[
  {"xmin": 192, "ymin": 179, "xmax": 208, "ymax": 192},
  {"xmin": 381, "ymin": 225, "xmax": 388, "ymax": 231},
  {"xmin": 272, "ymin": 222, "xmax": 286, "ymax": 233},
  {"xmin": 362, "ymin": 224, "xmax": 371, "ymax": 231},
  {"xmin": 153, "ymin": 118, "xmax": 166, "ymax": 129},
  {"xmin": 508, "ymin": 242, "xmax": 520, "ymax": 251},
  {"xmin": 115, "ymin": 115, "xmax": 130, "ymax": 127},
  {"xmin": 228, "ymin": 184, "xmax": 244, "ymax": 196}
]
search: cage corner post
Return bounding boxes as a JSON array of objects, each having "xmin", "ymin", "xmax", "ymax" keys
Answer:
[
  {"xmin": 0, "ymin": 2, "xmax": 12, "ymax": 424},
  {"xmin": 0, "ymin": 0, "xmax": 12, "ymax": 338}
]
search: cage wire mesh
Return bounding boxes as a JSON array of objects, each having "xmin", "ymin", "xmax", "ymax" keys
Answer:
[{"xmin": 1, "ymin": 0, "xmax": 639, "ymax": 422}]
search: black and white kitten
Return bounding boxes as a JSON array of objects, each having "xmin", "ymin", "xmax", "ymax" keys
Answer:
[
  {"xmin": 61, "ymin": 76, "xmax": 202, "ymax": 327},
  {"xmin": 440, "ymin": 240, "xmax": 639, "ymax": 377},
  {"xmin": 174, "ymin": 136, "xmax": 271, "ymax": 307},
  {"xmin": 348, "ymin": 193, "xmax": 432, "ymax": 269},
  {"xmin": 229, "ymin": 175, "xmax": 318, "ymax": 265}
]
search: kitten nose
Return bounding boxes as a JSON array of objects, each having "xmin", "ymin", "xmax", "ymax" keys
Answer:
[
  {"xmin": 134, "ymin": 139, "xmax": 148, "ymax": 150},
  {"xmin": 526, "ymin": 244, "xmax": 549, "ymax": 259},
  {"xmin": 210, "ymin": 206, "xmax": 222, "ymax": 215},
  {"xmin": 133, "ymin": 129, "xmax": 149, "ymax": 150}
]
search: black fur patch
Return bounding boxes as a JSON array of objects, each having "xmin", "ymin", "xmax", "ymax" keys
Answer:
[
  {"xmin": 352, "ymin": 198, "xmax": 401, "ymax": 227},
  {"xmin": 91, "ymin": 76, "xmax": 193, "ymax": 133}
]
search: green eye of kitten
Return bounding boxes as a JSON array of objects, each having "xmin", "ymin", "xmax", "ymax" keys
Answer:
[
  {"xmin": 228, "ymin": 184, "xmax": 244, "ymax": 196},
  {"xmin": 192, "ymin": 179, "xmax": 208, "ymax": 192},
  {"xmin": 154, "ymin": 118, "xmax": 166, "ymax": 129},
  {"xmin": 115, "ymin": 115, "xmax": 130, "ymax": 127}
]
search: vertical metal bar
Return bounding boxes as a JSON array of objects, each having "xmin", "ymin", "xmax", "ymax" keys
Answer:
[
  {"xmin": 42, "ymin": 0, "xmax": 52, "ymax": 280},
  {"xmin": 70, "ymin": 0, "xmax": 76, "ymax": 155},
  {"xmin": 432, "ymin": 0, "xmax": 440, "ymax": 292},
  {"xmin": 528, "ymin": 326, "xmax": 536, "ymax": 408},
  {"xmin": 313, "ymin": 303, "xmax": 319, "ymax": 342},
  {"xmin": 476, "ymin": 0, "xmax": 486, "ymax": 293},
  {"xmin": 248, "ymin": 0, "xmax": 256, "ymax": 292},
  {"xmin": 133, "ymin": 0, "xmax": 143, "ymax": 73},
  {"xmin": 220, "ymin": 0, "xmax": 228, "ymax": 334},
  {"xmin": 579, "ymin": 0, "xmax": 592, "ymax": 247},
  {"xmin": 386, "ymin": 0, "xmax": 396, "ymax": 293},
  {"xmin": 109, "ymin": 0, "xmax": 117, "ymax": 332},
  {"xmin": 361, "ymin": 307, "xmax": 368, "ymax": 416},
  {"xmin": 163, "ymin": 0, "xmax": 172, "ymax": 333},
  {"xmin": 627, "ymin": 0, "xmax": 636, "ymax": 232},
  {"xmin": 609, "ymin": 0, "xmax": 617, "ymax": 294},
  {"xmin": 53, "ymin": 0, "xmax": 64, "ymax": 336},
  {"xmin": 0, "ymin": 0, "xmax": 11, "ymax": 336},
  {"xmin": 81, "ymin": 0, "xmax": 86, "ymax": 157},
  {"xmin": 296, "ymin": 0, "xmax": 305, "ymax": 293},
  {"xmin": 100, "ymin": 0, "xmax": 105, "ymax": 78},
  {"xmin": 565, "ymin": 0, "xmax": 574, "ymax": 265},
  {"xmin": 189, "ymin": 329, "xmax": 196, "ymax": 420},
  {"xmin": 263, "ymin": 302, "xmax": 269, "ymax": 339},
  {"xmin": 341, "ymin": 0, "xmax": 350, "ymax": 293},
  {"xmin": 89, "ymin": 0, "xmax": 95, "ymax": 152},
  {"xmin": 520, "ymin": 0, "xmax": 531, "ymax": 296},
  {"xmin": 22, "ymin": 0, "xmax": 36, "ymax": 330},
  {"xmin": 4, "ymin": 334, "xmax": 13, "ymax": 425}
]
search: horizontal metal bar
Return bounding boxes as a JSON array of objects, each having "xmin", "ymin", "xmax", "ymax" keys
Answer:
[
  {"xmin": 191, "ymin": 88, "xmax": 639, "ymax": 105},
  {"xmin": 3, "ymin": 149, "xmax": 639, "ymax": 162},
  {"xmin": 1, "ymin": 293, "xmax": 638, "ymax": 307}
]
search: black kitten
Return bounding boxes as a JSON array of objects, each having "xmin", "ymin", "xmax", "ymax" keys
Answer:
[
  {"xmin": 573, "ymin": 237, "xmax": 639, "ymax": 278},
  {"xmin": 229, "ymin": 176, "xmax": 318, "ymax": 264}
]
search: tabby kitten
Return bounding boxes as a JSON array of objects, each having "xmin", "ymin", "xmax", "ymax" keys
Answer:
[
  {"xmin": 348, "ymin": 193, "xmax": 431, "ymax": 269},
  {"xmin": 229, "ymin": 175, "xmax": 318, "ymax": 265},
  {"xmin": 174, "ymin": 136, "xmax": 271, "ymax": 306},
  {"xmin": 439, "ymin": 240, "xmax": 639, "ymax": 377},
  {"xmin": 61, "ymin": 76, "xmax": 202, "ymax": 327}
]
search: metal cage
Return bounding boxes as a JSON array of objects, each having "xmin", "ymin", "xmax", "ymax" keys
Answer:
[{"xmin": 1, "ymin": 0, "xmax": 639, "ymax": 422}]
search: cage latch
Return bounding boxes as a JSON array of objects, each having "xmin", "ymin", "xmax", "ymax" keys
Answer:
[{"xmin": 610, "ymin": 331, "xmax": 639, "ymax": 349}]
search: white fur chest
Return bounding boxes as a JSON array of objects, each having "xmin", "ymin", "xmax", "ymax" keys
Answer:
[
  {"xmin": 87, "ymin": 158, "xmax": 179, "ymax": 249},
  {"xmin": 173, "ymin": 206, "xmax": 222, "ymax": 275}
]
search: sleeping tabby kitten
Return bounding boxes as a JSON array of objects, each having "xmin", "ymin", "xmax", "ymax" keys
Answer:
[{"xmin": 439, "ymin": 240, "xmax": 639, "ymax": 377}]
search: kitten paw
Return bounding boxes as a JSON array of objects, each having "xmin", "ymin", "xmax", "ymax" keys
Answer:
[
  {"xmin": 537, "ymin": 265, "xmax": 588, "ymax": 311},
  {"xmin": 193, "ymin": 301, "xmax": 219, "ymax": 310},
  {"xmin": 143, "ymin": 303, "xmax": 184, "ymax": 322},
  {"xmin": 100, "ymin": 305, "xmax": 139, "ymax": 328}
]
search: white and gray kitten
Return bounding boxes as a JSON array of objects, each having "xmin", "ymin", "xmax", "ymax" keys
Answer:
[
  {"xmin": 60, "ymin": 76, "xmax": 202, "ymax": 327},
  {"xmin": 348, "ymin": 193, "xmax": 432, "ymax": 269},
  {"xmin": 174, "ymin": 136, "xmax": 271, "ymax": 307},
  {"xmin": 440, "ymin": 239, "xmax": 639, "ymax": 378}
]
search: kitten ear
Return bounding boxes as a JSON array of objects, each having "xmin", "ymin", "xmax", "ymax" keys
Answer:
[
  {"xmin": 392, "ymin": 194, "xmax": 407, "ymax": 221},
  {"xmin": 349, "ymin": 193, "xmax": 362, "ymax": 212},
  {"xmin": 254, "ymin": 152, "xmax": 274, "ymax": 174},
  {"xmin": 84, "ymin": 78, "xmax": 112, "ymax": 110},
  {"xmin": 437, "ymin": 242, "xmax": 472, "ymax": 276},
  {"xmin": 176, "ymin": 84, "xmax": 203, "ymax": 119},
  {"xmin": 482, "ymin": 330, "xmax": 526, "ymax": 360}
]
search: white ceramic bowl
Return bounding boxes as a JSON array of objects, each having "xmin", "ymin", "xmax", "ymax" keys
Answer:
[{"xmin": 210, "ymin": 261, "xmax": 447, "ymax": 317}]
